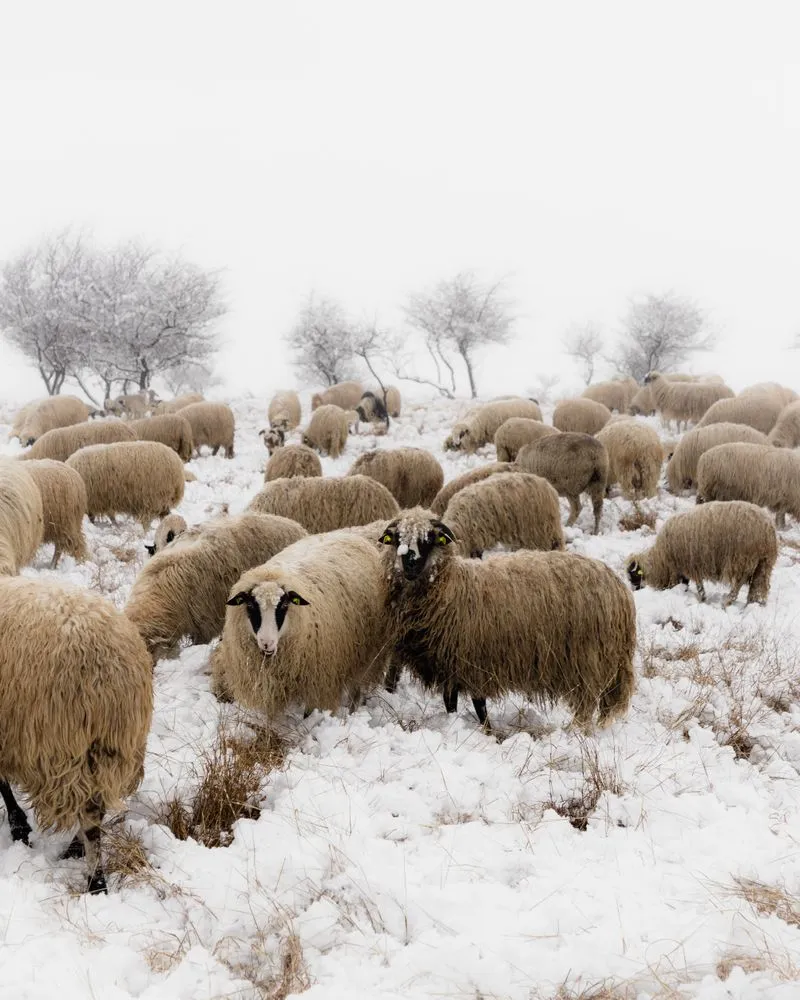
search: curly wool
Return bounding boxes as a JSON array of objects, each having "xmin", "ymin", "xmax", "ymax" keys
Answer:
[
  {"xmin": 268, "ymin": 390, "xmax": 302, "ymax": 431},
  {"xmin": 153, "ymin": 393, "xmax": 204, "ymax": 415},
  {"xmin": 581, "ymin": 379, "xmax": 639, "ymax": 413},
  {"xmin": 24, "ymin": 418, "xmax": 137, "ymax": 462},
  {"xmin": 24, "ymin": 459, "xmax": 89, "ymax": 567},
  {"xmin": 768, "ymin": 400, "xmax": 800, "ymax": 449},
  {"xmin": 696, "ymin": 394, "xmax": 784, "ymax": 436},
  {"xmin": 347, "ymin": 448, "xmax": 444, "ymax": 508},
  {"xmin": 645, "ymin": 372, "xmax": 734, "ymax": 430},
  {"xmin": 456, "ymin": 399, "xmax": 544, "ymax": 453},
  {"xmin": 129, "ymin": 415, "xmax": 194, "ymax": 462},
  {"xmin": 430, "ymin": 463, "xmax": 515, "ymax": 515},
  {"xmin": 265, "ymin": 444, "xmax": 323, "ymax": 481},
  {"xmin": 179, "ymin": 402, "xmax": 235, "ymax": 458},
  {"xmin": 0, "ymin": 461, "xmax": 44, "ymax": 575},
  {"xmin": 311, "ymin": 381, "xmax": 363, "ymax": 411},
  {"xmin": 494, "ymin": 419, "xmax": 558, "ymax": 462},
  {"xmin": 596, "ymin": 420, "xmax": 664, "ymax": 499},
  {"xmin": 249, "ymin": 475, "xmax": 399, "ymax": 533},
  {"xmin": 15, "ymin": 396, "xmax": 92, "ymax": 445},
  {"xmin": 517, "ymin": 432, "xmax": 608, "ymax": 533},
  {"xmin": 696, "ymin": 442, "xmax": 800, "ymax": 528},
  {"xmin": 666, "ymin": 423, "xmax": 769, "ymax": 492},
  {"xmin": 302, "ymin": 404, "xmax": 349, "ymax": 458},
  {"xmin": 553, "ymin": 397, "xmax": 612, "ymax": 435}
]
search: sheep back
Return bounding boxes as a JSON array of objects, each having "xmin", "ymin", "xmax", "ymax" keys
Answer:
[
  {"xmin": 741, "ymin": 382, "xmax": 798, "ymax": 407},
  {"xmin": 268, "ymin": 390, "xmax": 302, "ymax": 430},
  {"xmin": 16, "ymin": 396, "xmax": 92, "ymax": 445},
  {"xmin": 553, "ymin": 398, "xmax": 611, "ymax": 435},
  {"xmin": 458, "ymin": 399, "xmax": 543, "ymax": 452},
  {"xmin": 302, "ymin": 404, "xmax": 349, "ymax": 458},
  {"xmin": 265, "ymin": 444, "xmax": 323, "ymax": 481},
  {"xmin": 179, "ymin": 402, "xmax": 235, "ymax": 458},
  {"xmin": 129, "ymin": 415, "xmax": 194, "ymax": 461},
  {"xmin": 667, "ymin": 423, "xmax": 769, "ymax": 492},
  {"xmin": 347, "ymin": 448, "xmax": 444, "ymax": 508},
  {"xmin": 311, "ymin": 381, "xmax": 363, "ymax": 411},
  {"xmin": 494, "ymin": 418, "xmax": 558, "ymax": 462},
  {"xmin": 768, "ymin": 400, "xmax": 800, "ymax": 449},
  {"xmin": 646, "ymin": 372, "xmax": 734, "ymax": 427},
  {"xmin": 0, "ymin": 461, "xmax": 44, "ymax": 575},
  {"xmin": 596, "ymin": 420, "xmax": 663, "ymax": 498},
  {"xmin": 249, "ymin": 475, "xmax": 399, "ymax": 533},
  {"xmin": 581, "ymin": 379, "xmax": 638, "ymax": 413},
  {"xmin": 24, "ymin": 418, "xmax": 136, "ymax": 462},
  {"xmin": 696, "ymin": 394, "xmax": 783, "ymax": 436},
  {"xmin": 153, "ymin": 393, "xmax": 204, "ymax": 415},
  {"xmin": 696, "ymin": 442, "xmax": 800, "ymax": 524},
  {"xmin": 24, "ymin": 459, "xmax": 88, "ymax": 565},
  {"xmin": 430, "ymin": 463, "xmax": 515, "ymax": 515},
  {"xmin": 517, "ymin": 432, "xmax": 608, "ymax": 532}
]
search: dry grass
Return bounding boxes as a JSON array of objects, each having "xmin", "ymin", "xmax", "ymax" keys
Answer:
[
  {"xmin": 110, "ymin": 545, "xmax": 138, "ymax": 563},
  {"xmin": 545, "ymin": 739, "xmax": 625, "ymax": 832},
  {"xmin": 618, "ymin": 503, "xmax": 657, "ymax": 532},
  {"xmin": 733, "ymin": 877, "xmax": 800, "ymax": 927},
  {"xmin": 221, "ymin": 932, "xmax": 311, "ymax": 999}
]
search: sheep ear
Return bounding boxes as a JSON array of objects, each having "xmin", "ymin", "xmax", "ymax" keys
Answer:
[
  {"xmin": 286, "ymin": 590, "xmax": 310, "ymax": 606},
  {"xmin": 227, "ymin": 591, "xmax": 251, "ymax": 606},
  {"xmin": 145, "ymin": 543, "xmax": 156, "ymax": 556},
  {"xmin": 258, "ymin": 429, "xmax": 266, "ymax": 438}
]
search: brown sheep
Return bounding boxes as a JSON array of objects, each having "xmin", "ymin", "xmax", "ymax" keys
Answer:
[
  {"xmin": 553, "ymin": 398, "xmax": 612, "ymax": 435},
  {"xmin": 430, "ymin": 463, "xmax": 515, "ymax": 516},
  {"xmin": 448, "ymin": 400, "xmax": 543, "ymax": 453},
  {"xmin": 128, "ymin": 415, "xmax": 194, "ymax": 462},
  {"xmin": 248, "ymin": 475, "xmax": 399, "ymax": 534},
  {"xmin": 23, "ymin": 418, "xmax": 136, "ymax": 462},
  {"xmin": 24, "ymin": 460, "xmax": 89, "ymax": 567},
  {"xmin": 0, "ymin": 461, "xmax": 44, "ymax": 575},
  {"xmin": 596, "ymin": 421, "xmax": 664, "ymax": 499},
  {"xmin": 644, "ymin": 372, "xmax": 734, "ymax": 431},
  {"xmin": 265, "ymin": 444, "xmax": 323, "ymax": 481},
  {"xmin": 311, "ymin": 381, "xmax": 363, "ymax": 411},
  {"xmin": 696, "ymin": 394, "xmax": 783, "ymax": 436},
  {"xmin": 582, "ymin": 378, "xmax": 639, "ymax": 413},
  {"xmin": 768, "ymin": 400, "xmax": 800, "ymax": 449},
  {"xmin": 666, "ymin": 423, "xmax": 769, "ymax": 493},
  {"xmin": 347, "ymin": 448, "xmax": 444, "ymax": 508},
  {"xmin": 13, "ymin": 396, "xmax": 91, "ymax": 445},
  {"xmin": 302, "ymin": 404, "xmax": 349, "ymax": 458},
  {"xmin": 179, "ymin": 402, "xmax": 235, "ymax": 458},
  {"xmin": 696, "ymin": 442, "xmax": 800, "ymax": 529},
  {"xmin": 268, "ymin": 390, "xmax": 302, "ymax": 431},
  {"xmin": 494, "ymin": 419, "xmax": 559, "ymax": 462}
]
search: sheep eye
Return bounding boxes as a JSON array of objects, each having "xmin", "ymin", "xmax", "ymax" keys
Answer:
[
  {"xmin": 436, "ymin": 534, "xmax": 449, "ymax": 545},
  {"xmin": 381, "ymin": 532, "xmax": 395, "ymax": 544},
  {"xmin": 291, "ymin": 596, "xmax": 301, "ymax": 605}
]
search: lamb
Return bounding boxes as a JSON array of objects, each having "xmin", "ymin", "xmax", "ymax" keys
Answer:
[
  {"xmin": 145, "ymin": 513, "xmax": 188, "ymax": 556},
  {"xmin": 666, "ymin": 423, "xmax": 769, "ymax": 492},
  {"xmin": 210, "ymin": 532, "xmax": 392, "ymax": 715},
  {"xmin": 768, "ymin": 400, "xmax": 800, "ymax": 449},
  {"xmin": 265, "ymin": 444, "xmax": 323, "ymax": 481},
  {"xmin": 13, "ymin": 395, "xmax": 91, "ymax": 445},
  {"xmin": 259, "ymin": 426, "xmax": 285, "ymax": 455},
  {"xmin": 442, "ymin": 472, "xmax": 564, "ymax": 557},
  {"xmin": 125, "ymin": 512, "xmax": 307, "ymax": 661},
  {"xmin": 248, "ymin": 475, "xmax": 399, "ymax": 533},
  {"xmin": 644, "ymin": 371, "xmax": 734, "ymax": 431},
  {"xmin": 301, "ymin": 404, "xmax": 349, "ymax": 459},
  {"xmin": 448, "ymin": 399, "xmax": 543, "ymax": 453},
  {"xmin": 268, "ymin": 390, "xmax": 302, "ymax": 431},
  {"xmin": 24, "ymin": 460, "xmax": 89, "ymax": 567},
  {"xmin": 0, "ymin": 461, "xmax": 44, "ymax": 575},
  {"xmin": 66, "ymin": 441, "xmax": 185, "ymax": 529},
  {"xmin": 596, "ymin": 421, "xmax": 664, "ymax": 499},
  {"xmin": 356, "ymin": 391, "xmax": 389, "ymax": 427},
  {"xmin": 696, "ymin": 394, "xmax": 783, "ymax": 436},
  {"xmin": 0, "ymin": 576, "xmax": 152, "ymax": 894},
  {"xmin": 23, "ymin": 418, "xmax": 137, "ymax": 462},
  {"xmin": 128, "ymin": 415, "xmax": 194, "ymax": 462},
  {"xmin": 696, "ymin": 442, "xmax": 800, "ymax": 529},
  {"xmin": 516, "ymin": 432, "xmax": 609, "ymax": 533},
  {"xmin": 179, "ymin": 401, "xmax": 235, "ymax": 458},
  {"xmin": 347, "ymin": 448, "xmax": 444, "ymax": 508},
  {"xmin": 552, "ymin": 398, "xmax": 612, "ymax": 435},
  {"xmin": 381, "ymin": 509, "xmax": 636, "ymax": 730},
  {"xmin": 311, "ymin": 380, "xmax": 363, "ymax": 411},
  {"xmin": 581, "ymin": 379, "xmax": 639, "ymax": 413},
  {"xmin": 430, "ymin": 463, "xmax": 515, "ymax": 515},
  {"xmin": 626, "ymin": 501, "xmax": 777, "ymax": 607},
  {"xmin": 494, "ymin": 418, "xmax": 558, "ymax": 462},
  {"xmin": 740, "ymin": 382, "xmax": 798, "ymax": 407},
  {"xmin": 153, "ymin": 392, "xmax": 205, "ymax": 415}
]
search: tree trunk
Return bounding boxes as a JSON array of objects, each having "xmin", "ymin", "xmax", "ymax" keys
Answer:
[
  {"xmin": 459, "ymin": 347, "xmax": 478, "ymax": 398},
  {"xmin": 73, "ymin": 374, "xmax": 101, "ymax": 407},
  {"xmin": 138, "ymin": 367, "xmax": 150, "ymax": 391}
]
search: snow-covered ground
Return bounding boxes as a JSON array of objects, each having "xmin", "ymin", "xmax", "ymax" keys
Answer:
[{"xmin": 2, "ymin": 395, "xmax": 800, "ymax": 1000}]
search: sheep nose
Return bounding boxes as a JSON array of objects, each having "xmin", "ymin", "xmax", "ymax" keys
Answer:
[{"xmin": 258, "ymin": 641, "xmax": 277, "ymax": 656}]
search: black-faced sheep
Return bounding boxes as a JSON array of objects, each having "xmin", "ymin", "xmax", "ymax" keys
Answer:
[
  {"xmin": 347, "ymin": 448, "xmax": 444, "ymax": 508},
  {"xmin": 268, "ymin": 390, "xmax": 302, "ymax": 431},
  {"xmin": 494, "ymin": 418, "xmax": 558, "ymax": 462},
  {"xmin": 311, "ymin": 381, "xmax": 363, "ymax": 411},
  {"xmin": 356, "ymin": 391, "xmax": 389, "ymax": 427},
  {"xmin": 381, "ymin": 509, "xmax": 636, "ymax": 730},
  {"xmin": 666, "ymin": 423, "xmax": 769, "ymax": 493},
  {"xmin": 696, "ymin": 394, "xmax": 783, "ymax": 436},
  {"xmin": 248, "ymin": 475, "xmax": 399, "ymax": 533},
  {"xmin": 13, "ymin": 395, "xmax": 92, "ymax": 446},
  {"xmin": 24, "ymin": 418, "xmax": 137, "ymax": 462},
  {"xmin": 696, "ymin": 442, "xmax": 800, "ymax": 530},
  {"xmin": 145, "ymin": 513, "xmax": 188, "ymax": 557},
  {"xmin": 259, "ymin": 426, "xmax": 286, "ymax": 455},
  {"xmin": 596, "ymin": 421, "xmax": 664, "ymax": 499},
  {"xmin": 627, "ymin": 501, "xmax": 777, "ymax": 606},
  {"xmin": 430, "ymin": 463, "xmax": 515, "ymax": 515},
  {"xmin": 0, "ymin": 576, "xmax": 152, "ymax": 894},
  {"xmin": 129, "ymin": 415, "xmax": 194, "ymax": 462},
  {"xmin": 179, "ymin": 402, "xmax": 235, "ymax": 458},
  {"xmin": 581, "ymin": 379, "xmax": 639, "ymax": 413},
  {"xmin": 302, "ymin": 404, "xmax": 349, "ymax": 459},
  {"xmin": 24, "ymin": 459, "xmax": 88, "ymax": 567},
  {"xmin": 0, "ymin": 461, "xmax": 44, "ymax": 575},
  {"xmin": 265, "ymin": 443, "xmax": 323, "ymax": 481},
  {"xmin": 552, "ymin": 398, "xmax": 611, "ymax": 435},
  {"xmin": 768, "ymin": 400, "xmax": 800, "ymax": 449},
  {"xmin": 447, "ymin": 399, "xmax": 543, "ymax": 453},
  {"xmin": 644, "ymin": 371, "xmax": 734, "ymax": 431}
]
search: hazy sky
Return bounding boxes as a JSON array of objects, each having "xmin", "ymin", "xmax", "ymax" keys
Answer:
[{"xmin": 2, "ymin": 1, "xmax": 800, "ymax": 401}]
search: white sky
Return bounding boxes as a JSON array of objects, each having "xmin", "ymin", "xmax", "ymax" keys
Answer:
[{"xmin": 1, "ymin": 0, "xmax": 800, "ymax": 401}]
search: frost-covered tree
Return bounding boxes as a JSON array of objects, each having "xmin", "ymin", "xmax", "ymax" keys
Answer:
[
  {"xmin": 285, "ymin": 294, "xmax": 359, "ymax": 387},
  {"xmin": 563, "ymin": 321, "xmax": 604, "ymax": 385},
  {"xmin": 612, "ymin": 292, "xmax": 713, "ymax": 381}
]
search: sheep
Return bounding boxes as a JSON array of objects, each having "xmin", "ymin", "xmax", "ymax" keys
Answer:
[
  {"xmin": 356, "ymin": 391, "xmax": 389, "ymax": 427},
  {"xmin": 644, "ymin": 371, "xmax": 734, "ymax": 431},
  {"xmin": 380, "ymin": 508, "xmax": 636, "ymax": 730},
  {"xmin": 0, "ymin": 461, "xmax": 44, "ymax": 575},
  {"xmin": 128, "ymin": 415, "xmax": 194, "ymax": 462},
  {"xmin": 666, "ymin": 423, "xmax": 769, "ymax": 493},
  {"xmin": 23, "ymin": 418, "xmax": 137, "ymax": 462},
  {"xmin": 24, "ymin": 459, "xmax": 89, "ymax": 567},
  {"xmin": 517, "ymin": 432, "xmax": 608, "ymax": 534},
  {"xmin": 0, "ymin": 575, "xmax": 152, "ymax": 894},
  {"xmin": 14, "ymin": 395, "xmax": 91, "ymax": 445},
  {"xmin": 494, "ymin": 418, "xmax": 559, "ymax": 461},
  {"xmin": 696, "ymin": 442, "xmax": 800, "ymax": 529},
  {"xmin": 301, "ymin": 404, "xmax": 349, "ymax": 459},
  {"xmin": 7, "ymin": 398, "xmax": 45, "ymax": 441},
  {"xmin": 210, "ymin": 532, "xmax": 392, "ymax": 715},
  {"xmin": 153, "ymin": 392, "xmax": 205, "ymax": 415},
  {"xmin": 581, "ymin": 378, "xmax": 639, "ymax": 413},
  {"xmin": 126, "ymin": 512, "xmax": 307, "ymax": 661},
  {"xmin": 768, "ymin": 400, "xmax": 800, "ymax": 449},
  {"xmin": 104, "ymin": 392, "xmax": 150, "ymax": 419},
  {"xmin": 442, "ymin": 472, "xmax": 564, "ymax": 558},
  {"xmin": 430, "ymin": 463, "xmax": 515, "ymax": 515},
  {"xmin": 267, "ymin": 389, "xmax": 302, "ymax": 431},
  {"xmin": 259, "ymin": 426, "xmax": 285, "ymax": 455},
  {"xmin": 145, "ymin": 513, "xmax": 188, "ymax": 557},
  {"xmin": 596, "ymin": 421, "xmax": 664, "ymax": 499},
  {"xmin": 552, "ymin": 398, "xmax": 612, "ymax": 435},
  {"xmin": 347, "ymin": 448, "xmax": 444, "ymax": 508},
  {"xmin": 627, "ymin": 373, "xmax": 702, "ymax": 416},
  {"xmin": 627, "ymin": 501, "xmax": 777, "ymax": 607},
  {"xmin": 179, "ymin": 401, "xmax": 235, "ymax": 458},
  {"xmin": 265, "ymin": 444, "xmax": 323, "ymax": 482},
  {"xmin": 696, "ymin": 394, "xmax": 783, "ymax": 436},
  {"xmin": 311, "ymin": 381, "xmax": 363, "ymax": 411},
  {"xmin": 740, "ymin": 382, "xmax": 798, "ymax": 407},
  {"xmin": 448, "ymin": 399, "xmax": 543, "ymax": 453},
  {"xmin": 66, "ymin": 441, "xmax": 185, "ymax": 529},
  {"xmin": 385, "ymin": 385, "xmax": 401, "ymax": 417},
  {"xmin": 249, "ymin": 475, "xmax": 399, "ymax": 533}
]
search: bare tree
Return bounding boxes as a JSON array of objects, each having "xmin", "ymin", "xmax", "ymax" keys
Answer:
[
  {"xmin": 612, "ymin": 292, "xmax": 713, "ymax": 381},
  {"xmin": 352, "ymin": 320, "xmax": 402, "ymax": 412},
  {"xmin": 285, "ymin": 294, "xmax": 358, "ymax": 387},
  {"xmin": 404, "ymin": 271, "xmax": 514, "ymax": 398},
  {"xmin": 163, "ymin": 360, "xmax": 222, "ymax": 395},
  {"xmin": 564, "ymin": 322, "xmax": 604, "ymax": 385}
]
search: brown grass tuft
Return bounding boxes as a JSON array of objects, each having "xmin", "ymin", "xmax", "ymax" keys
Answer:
[
  {"xmin": 546, "ymin": 740, "xmax": 625, "ymax": 832},
  {"xmin": 618, "ymin": 503, "xmax": 657, "ymax": 532},
  {"xmin": 733, "ymin": 877, "xmax": 800, "ymax": 927}
]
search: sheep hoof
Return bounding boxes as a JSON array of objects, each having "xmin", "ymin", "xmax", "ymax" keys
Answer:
[
  {"xmin": 62, "ymin": 835, "xmax": 85, "ymax": 860},
  {"xmin": 87, "ymin": 869, "xmax": 108, "ymax": 895},
  {"xmin": 443, "ymin": 685, "xmax": 459, "ymax": 714},
  {"xmin": 10, "ymin": 820, "xmax": 31, "ymax": 846},
  {"xmin": 472, "ymin": 697, "xmax": 490, "ymax": 729}
]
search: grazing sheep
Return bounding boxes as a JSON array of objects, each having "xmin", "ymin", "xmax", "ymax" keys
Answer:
[
  {"xmin": 311, "ymin": 381, "xmax": 363, "ymax": 411},
  {"xmin": 179, "ymin": 402, "xmax": 235, "ymax": 458},
  {"xmin": 385, "ymin": 385, "xmax": 401, "ymax": 417},
  {"xmin": 23, "ymin": 418, "xmax": 137, "ymax": 462},
  {"xmin": 265, "ymin": 444, "xmax": 323, "ymax": 482},
  {"xmin": 268, "ymin": 390, "xmax": 302, "ymax": 431},
  {"xmin": 210, "ymin": 532, "xmax": 392, "ymax": 714},
  {"xmin": 259, "ymin": 426, "xmax": 285, "ymax": 455},
  {"xmin": 740, "ymin": 382, "xmax": 798, "ymax": 407},
  {"xmin": 153, "ymin": 392, "xmax": 205, "ymax": 415},
  {"xmin": 381, "ymin": 509, "xmax": 635, "ymax": 730},
  {"xmin": 448, "ymin": 399, "xmax": 543, "ymax": 453},
  {"xmin": 628, "ymin": 374, "xmax": 702, "ymax": 416},
  {"xmin": 24, "ymin": 460, "xmax": 88, "ymax": 567},
  {"xmin": 430, "ymin": 463, "xmax": 515, "ymax": 515},
  {"xmin": 249, "ymin": 475, "xmax": 399, "ymax": 533},
  {"xmin": 666, "ymin": 423, "xmax": 769, "ymax": 492},
  {"xmin": 768, "ymin": 400, "xmax": 800, "ymax": 449},
  {"xmin": 517, "ymin": 432, "xmax": 609, "ymax": 533},
  {"xmin": 582, "ymin": 378, "xmax": 639, "ymax": 413},
  {"xmin": 302, "ymin": 404, "xmax": 349, "ymax": 459},
  {"xmin": 696, "ymin": 394, "xmax": 783, "ymax": 436},
  {"xmin": 126, "ymin": 512, "xmax": 307, "ymax": 661},
  {"xmin": 145, "ymin": 513, "xmax": 188, "ymax": 557},
  {"xmin": 14, "ymin": 396, "xmax": 91, "ymax": 445},
  {"xmin": 552, "ymin": 398, "xmax": 612, "ymax": 435},
  {"xmin": 7, "ymin": 399, "xmax": 45, "ymax": 442},
  {"xmin": 104, "ymin": 392, "xmax": 151, "ymax": 419},
  {"xmin": 347, "ymin": 448, "xmax": 444, "ymax": 508},
  {"xmin": 696, "ymin": 442, "xmax": 800, "ymax": 529},
  {"xmin": 0, "ymin": 576, "xmax": 152, "ymax": 894},
  {"xmin": 596, "ymin": 421, "xmax": 664, "ymax": 499},
  {"xmin": 356, "ymin": 391, "xmax": 389, "ymax": 427},
  {"xmin": 644, "ymin": 371, "xmax": 734, "ymax": 431},
  {"xmin": 443, "ymin": 472, "xmax": 564, "ymax": 557},
  {"xmin": 627, "ymin": 501, "xmax": 777, "ymax": 606},
  {"xmin": 0, "ymin": 461, "xmax": 44, "ymax": 575},
  {"xmin": 128, "ymin": 415, "xmax": 194, "ymax": 462},
  {"xmin": 494, "ymin": 418, "xmax": 559, "ymax": 462},
  {"xmin": 66, "ymin": 441, "xmax": 185, "ymax": 529}
]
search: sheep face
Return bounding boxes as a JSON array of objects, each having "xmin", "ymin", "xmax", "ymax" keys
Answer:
[
  {"xmin": 643, "ymin": 371, "xmax": 660, "ymax": 385},
  {"xmin": 626, "ymin": 557, "xmax": 644, "ymax": 590},
  {"xmin": 260, "ymin": 427, "xmax": 285, "ymax": 454},
  {"xmin": 443, "ymin": 423, "xmax": 468, "ymax": 452},
  {"xmin": 227, "ymin": 582, "xmax": 309, "ymax": 656},
  {"xmin": 380, "ymin": 512, "xmax": 456, "ymax": 582}
]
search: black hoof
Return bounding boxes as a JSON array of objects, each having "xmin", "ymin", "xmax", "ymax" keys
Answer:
[
  {"xmin": 87, "ymin": 871, "xmax": 108, "ymax": 895},
  {"xmin": 10, "ymin": 822, "xmax": 31, "ymax": 846},
  {"xmin": 62, "ymin": 835, "xmax": 85, "ymax": 860}
]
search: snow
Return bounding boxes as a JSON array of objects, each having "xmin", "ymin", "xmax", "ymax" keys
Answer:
[{"xmin": 2, "ymin": 393, "xmax": 800, "ymax": 999}]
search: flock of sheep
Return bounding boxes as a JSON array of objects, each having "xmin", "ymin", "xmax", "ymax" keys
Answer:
[{"xmin": 0, "ymin": 370, "xmax": 797, "ymax": 897}]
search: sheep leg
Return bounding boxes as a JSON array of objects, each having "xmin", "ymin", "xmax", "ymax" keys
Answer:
[
  {"xmin": 384, "ymin": 660, "xmax": 402, "ymax": 693},
  {"xmin": 471, "ymin": 698, "xmax": 491, "ymax": 731},
  {"xmin": 566, "ymin": 495, "xmax": 581, "ymax": 527},
  {"xmin": 49, "ymin": 547, "xmax": 62, "ymax": 570},
  {"xmin": 443, "ymin": 684, "xmax": 459, "ymax": 714},
  {"xmin": 747, "ymin": 561, "xmax": 771, "ymax": 606},
  {"xmin": 212, "ymin": 445, "xmax": 220, "ymax": 456},
  {"xmin": 591, "ymin": 493, "xmax": 603, "ymax": 534},
  {"xmin": 0, "ymin": 781, "xmax": 32, "ymax": 845},
  {"xmin": 776, "ymin": 511, "xmax": 786, "ymax": 530},
  {"xmin": 62, "ymin": 835, "xmax": 85, "ymax": 859},
  {"xmin": 347, "ymin": 687, "xmax": 365, "ymax": 713},
  {"xmin": 694, "ymin": 580, "xmax": 706, "ymax": 602},
  {"xmin": 80, "ymin": 797, "xmax": 107, "ymax": 895},
  {"xmin": 723, "ymin": 582, "xmax": 742, "ymax": 608}
]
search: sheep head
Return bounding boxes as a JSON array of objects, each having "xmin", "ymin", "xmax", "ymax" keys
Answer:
[
  {"xmin": 626, "ymin": 556, "xmax": 645, "ymax": 590},
  {"xmin": 227, "ymin": 582, "xmax": 310, "ymax": 656},
  {"xmin": 379, "ymin": 509, "xmax": 456, "ymax": 583}
]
